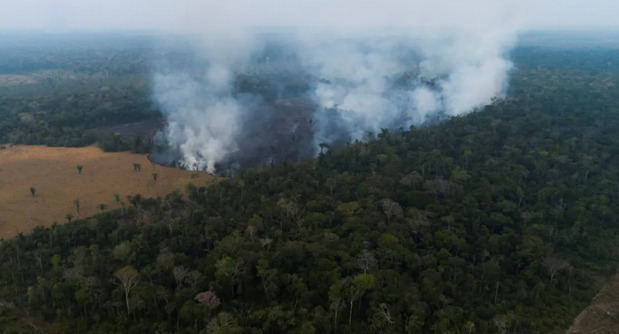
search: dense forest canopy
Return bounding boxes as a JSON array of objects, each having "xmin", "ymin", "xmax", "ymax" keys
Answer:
[
  {"xmin": 0, "ymin": 34, "xmax": 159, "ymax": 151},
  {"xmin": 0, "ymin": 33, "xmax": 153, "ymax": 75},
  {"xmin": 3, "ymin": 32, "xmax": 619, "ymax": 159},
  {"xmin": 0, "ymin": 34, "xmax": 618, "ymax": 333}
]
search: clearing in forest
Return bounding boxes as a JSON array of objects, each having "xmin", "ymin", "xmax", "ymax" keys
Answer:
[
  {"xmin": 565, "ymin": 274, "xmax": 619, "ymax": 334},
  {"xmin": 0, "ymin": 145, "xmax": 217, "ymax": 238}
]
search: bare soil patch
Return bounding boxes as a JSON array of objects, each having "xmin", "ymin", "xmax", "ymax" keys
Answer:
[
  {"xmin": 0, "ymin": 145, "xmax": 217, "ymax": 238},
  {"xmin": 565, "ymin": 274, "xmax": 619, "ymax": 334}
]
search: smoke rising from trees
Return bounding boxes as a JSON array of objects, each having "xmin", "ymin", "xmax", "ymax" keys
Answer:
[{"xmin": 149, "ymin": 1, "xmax": 523, "ymax": 173}]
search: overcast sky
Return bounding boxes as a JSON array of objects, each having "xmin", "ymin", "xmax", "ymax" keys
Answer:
[{"xmin": 1, "ymin": 0, "xmax": 618, "ymax": 33}]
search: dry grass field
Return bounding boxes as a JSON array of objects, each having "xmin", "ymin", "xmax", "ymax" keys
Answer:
[
  {"xmin": 0, "ymin": 145, "xmax": 218, "ymax": 239},
  {"xmin": 565, "ymin": 274, "xmax": 619, "ymax": 334}
]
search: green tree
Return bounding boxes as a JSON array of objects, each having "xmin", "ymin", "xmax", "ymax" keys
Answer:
[
  {"xmin": 98, "ymin": 203, "xmax": 107, "ymax": 212},
  {"xmin": 346, "ymin": 274, "xmax": 376, "ymax": 325},
  {"xmin": 114, "ymin": 266, "xmax": 139, "ymax": 315},
  {"xmin": 215, "ymin": 256, "xmax": 244, "ymax": 297},
  {"xmin": 204, "ymin": 312, "xmax": 242, "ymax": 334}
]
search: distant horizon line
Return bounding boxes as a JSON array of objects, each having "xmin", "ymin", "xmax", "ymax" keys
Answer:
[{"xmin": 3, "ymin": 26, "xmax": 619, "ymax": 35}]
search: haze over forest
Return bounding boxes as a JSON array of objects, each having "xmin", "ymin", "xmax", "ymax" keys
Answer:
[
  {"xmin": 0, "ymin": 1, "xmax": 619, "ymax": 333},
  {"xmin": 7, "ymin": 0, "xmax": 619, "ymax": 173}
]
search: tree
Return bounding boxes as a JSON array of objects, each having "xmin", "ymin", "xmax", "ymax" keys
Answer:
[
  {"xmin": 277, "ymin": 197, "xmax": 301, "ymax": 231},
  {"xmin": 74, "ymin": 199, "xmax": 80, "ymax": 215},
  {"xmin": 129, "ymin": 194, "xmax": 141, "ymax": 208},
  {"xmin": 543, "ymin": 257, "xmax": 572, "ymax": 283},
  {"xmin": 173, "ymin": 266, "xmax": 188, "ymax": 289},
  {"xmin": 215, "ymin": 256, "xmax": 244, "ymax": 297},
  {"xmin": 356, "ymin": 250, "xmax": 377, "ymax": 274},
  {"xmin": 29, "ymin": 186, "xmax": 36, "ymax": 197},
  {"xmin": 329, "ymin": 281, "xmax": 345, "ymax": 330},
  {"xmin": 205, "ymin": 312, "xmax": 242, "ymax": 334},
  {"xmin": 76, "ymin": 165, "xmax": 83, "ymax": 174},
  {"xmin": 380, "ymin": 199, "xmax": 403, "ymax": 224},
  {"xmin": 370, "ymin": 303, "xmax": 394, "ymax": 332},
  {"xmin": 256, "ymin": 259, "xmax": 280, "ymax": 299},
  {"xmin": 346, "ymin": 274, "xmax": 376, "ymax": 325},
  {"xmin": 195, "ymin": 290, "xmax": 221, "ymax": 318},
  {"xmin": 114, "ymin": 266, "xmax": 139, "ymax": 315}
]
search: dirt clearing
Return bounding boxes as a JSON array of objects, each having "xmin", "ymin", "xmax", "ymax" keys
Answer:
[
  {"xmin": 565, "ymin": 274, "xmax": 619, "ymax": 334},
  {"xmin": 0, "ymin": 145, "xmax": 218, "ymax": 239}
]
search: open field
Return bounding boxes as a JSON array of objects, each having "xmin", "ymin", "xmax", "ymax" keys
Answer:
[
  {"xmin": 0, "ymin": 145, "xmax": 218, "ymax": 239},
  {"xmin": 0, "ymin": 73, "xmax": 37, "ymax": 87},
  {"xmin": 565, "ymin": 274, "xmax": 619, "ymax": 334},
  {"xmin": 0, "ymin": 70, "xmax": 77, "ymax": 87}
]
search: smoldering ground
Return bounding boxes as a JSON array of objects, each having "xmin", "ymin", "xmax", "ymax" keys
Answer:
[{"xmin": 149, "ymin": 35, "xmax": 319, "ymax": 173}]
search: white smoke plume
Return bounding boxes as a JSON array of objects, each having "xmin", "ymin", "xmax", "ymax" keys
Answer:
[
  {"xmin": 152, "ymin": 32, "xmax": 257, "ymax": 172},
  {"xmin": 150, "ymin": 1, "xmax": 524, "ymax": 173},
  {"xmin": 154, "ymin": 73, "xmax": 242, "ymax": 172}
]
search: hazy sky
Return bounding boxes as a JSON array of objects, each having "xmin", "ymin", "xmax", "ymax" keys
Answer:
[{"xmin": 1, "ymin": 0, "xmax": 619, "ymax": 32}]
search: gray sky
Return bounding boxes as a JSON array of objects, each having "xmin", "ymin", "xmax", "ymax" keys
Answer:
[{"xmin": 1, "ymin": 0, "xmax": 618, "ymax": 32}]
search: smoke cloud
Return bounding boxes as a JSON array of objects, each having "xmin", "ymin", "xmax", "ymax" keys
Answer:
[{"xmin": 150, "ymin": 1, "xmax": 523, "ymax": 173}]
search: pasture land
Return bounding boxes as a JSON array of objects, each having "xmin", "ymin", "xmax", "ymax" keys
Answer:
[{"xmin": 0, "ymin": 145, "xmax": 217, "ymax": 238}]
